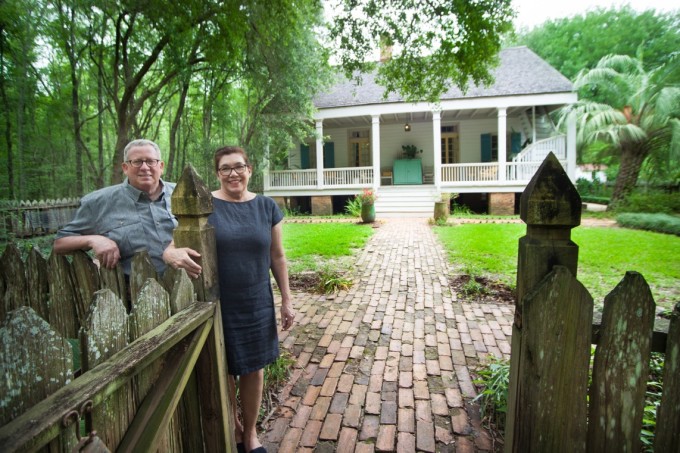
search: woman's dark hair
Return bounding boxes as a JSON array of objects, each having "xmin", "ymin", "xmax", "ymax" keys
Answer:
[{"xmin": 213, "ymin": 146, "xmax": 251, "ymax": 172}]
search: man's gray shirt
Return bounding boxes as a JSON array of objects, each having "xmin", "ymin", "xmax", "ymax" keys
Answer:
[{"xmin": 56, "ymin": 179, "xmax": 177, "ymax": 274}]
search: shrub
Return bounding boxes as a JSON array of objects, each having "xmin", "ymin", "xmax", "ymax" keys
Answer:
[
  {"xmin": 616, "ymin": 190, "xmax": 680, "ymax": 215},
  {"xmin": 316, "ymin": 267, "xmax": 352, "ymax": 293},
  {"xmin": 473, "ymin": 356, "xmax": 510, "ymax": 431},
  {"xmin": 345, "ymin": 196, "xmax": 362, "ymax": 217},
  {"xmin": 616, "ymin": 213, "xmax": 680, "ymax": 236},
  {"xmin": 581, "ymin": 195, "xmax": 610, "ymax": 205}
]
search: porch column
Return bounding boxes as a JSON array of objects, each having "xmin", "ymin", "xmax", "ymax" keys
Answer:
[
  {"xmin": 371, "ymin": 115, "xmax": 380, "ymax": 190},
  {"xmin": 432, "ymin": 109, "xmax": 442, "ymax": 189},
  {"xmin": 497, "ymin": 108, "xmax": 507, "ymax": 182},
  {"xmin": 567, "ymin": 114, "xmax": 577, "ymax": 181},
  {"xmin": 316, "ymin": 120, "xmax": 324, "ymax": 188}
]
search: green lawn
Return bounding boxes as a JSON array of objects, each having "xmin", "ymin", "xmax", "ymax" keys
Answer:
[
  {"xmin": 434, "ymin": 223, "xmax": 680, "ymax": 310},
  {"xmin": 282, "ymin": 222, "xmax": 373, "ymax": 274}
]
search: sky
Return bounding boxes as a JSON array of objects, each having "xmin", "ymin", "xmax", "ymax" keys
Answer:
[{"xmin": 513, "ymin": 0, "xmax": 679, "ymax": 29}]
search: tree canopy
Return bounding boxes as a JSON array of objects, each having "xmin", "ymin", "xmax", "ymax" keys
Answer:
[
  {"xmin": 328, "ymin": 0, "xmax": 515, "ymax": 102},
  {"xmin": 0, "ymin": 0, "xmax": 329, "ymax": 199},
  {"xmin": 512, "ymin": 6, "xmax": 680, "ymax": 80},
  {"xmin": 558, "ymin": 53, "xmax": 680, "ymax": 208}
]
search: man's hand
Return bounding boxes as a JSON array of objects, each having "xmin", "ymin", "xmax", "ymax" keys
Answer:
[
  {"xmin": 163, "ymin": 245, "xmax": 202, "ymax": 279},
  {"xmin": 89, "ymin": 236, "xmax": 121, "ymax": 269}
]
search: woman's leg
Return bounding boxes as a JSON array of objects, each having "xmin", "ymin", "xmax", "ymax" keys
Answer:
[{"xmin": 239, "ymin": 369, "xmax": 264, "ymax": 452}]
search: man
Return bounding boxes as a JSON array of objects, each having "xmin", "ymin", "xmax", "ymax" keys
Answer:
[{"xmin": 54, "ymin": 139, "xmax": 200, "ymax": 277}]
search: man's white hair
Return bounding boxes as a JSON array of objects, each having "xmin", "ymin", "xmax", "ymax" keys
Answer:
[{"xmin": 123, "ymin": 139, "xmax": 162, "ymax": 162}]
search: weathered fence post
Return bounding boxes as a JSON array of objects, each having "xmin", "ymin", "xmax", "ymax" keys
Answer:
[
  {"xmin": 171, "ymin": 164, "xmax": 234, "ymax": 452},
  {"xmin": 654, "ymin": 302, "xmax": 680, "ymax": 451},
  {"xmin": 506, "ymin": 153, "xmax": 592, "ymax": 452}
]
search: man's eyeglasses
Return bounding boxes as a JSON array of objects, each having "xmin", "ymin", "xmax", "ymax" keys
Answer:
[
  {"xmin": 126, "ymin": 159, "xmax": 161, "ymax": 168},
  {"xmin": 218, "ymin": 165, "xmax": 249, "ymax": 176}
]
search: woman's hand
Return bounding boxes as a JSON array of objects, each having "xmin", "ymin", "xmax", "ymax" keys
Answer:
[{"xmin": 280, "ymin": 302, "xmax": 295, "ymax": 330}]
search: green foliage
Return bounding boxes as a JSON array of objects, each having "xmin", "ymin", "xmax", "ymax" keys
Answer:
[
  {"xmin": 473, "ymin": 356, "xmax": 510, "ymax": 430},
  {"xmin": 576, "ymin": 177, "xmax": 611, "ymax": 198},
  {"xmin": 329, "ymin": 0, "xmax": 514, "ymax": 102},
  {"xmin": 461, "ymin": 276, "xmax": 489, "ymax": 298},
  {"xmin": 401, "ymin": 144, "xmax": 423, "ymax": 159},
  {"xmin": 473, "ymin": 351, "xmax": 666, "ymax": 447},
  {"xmin": 0, "ymin": 0, "xmax": 329, "ymax": 199},
  {"xmin": 345, "ymin": 196, "xmax": 363, "ymax": 217},
  {"xmin": 581, "ymin": 196, "xmax": 610, "ymax": 205},
  {"xmin": 616, "ymin": 213, "xmax": 680, "ymax": 236},
  {"xmin": 512, "ymin": 6, "xmax": 680, "ymax": 80},
  {"xmin": 261, "ymin": 351, "xmax": 297, "ymax": 420},
  {"xmin": 316, "ymin": 267, "xmax": 352, "ymax": 294},
  {"xmin": 641, "ymin": 352, "xmax": 665, "ymax": 452},
  {"xmin": 451, "ymin": 202, "xmax": 474, "ymax": 216},
  {"xmin": 558, "ymin": 52, "xmax": 680, "ymax": 207},
  {"xmin": 615, "ymin": 190, "xmax": 680, "ymax": 215}
]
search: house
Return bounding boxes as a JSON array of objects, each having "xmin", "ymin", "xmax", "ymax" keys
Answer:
[{"xmin": 263, "ymin": 46, "xmax": 577, "ymax": 216}]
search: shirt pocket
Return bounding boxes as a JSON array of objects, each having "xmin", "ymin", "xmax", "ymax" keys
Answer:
[{"xmin": 102, "ymin": 220, "xmax": 145, "ymax": 262}]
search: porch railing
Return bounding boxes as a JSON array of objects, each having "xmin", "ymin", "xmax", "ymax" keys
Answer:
[
  {"xmin": 513, "ymin": 135, "xmax": 566, "ymax": 163},
  {"xmin": 268, "ymin": 167, "xmax": 373, "ymax": 189},
  {"xmin": 269, "ymin": 169, "xmax": 317, "ymax": 188},
  {"xmin": 267, "ymin": 158, "xmax": 567, "ymax": 189},
  {"xmin": 323, "ymin": 167, "xmax": 373, "ymax": 187}
]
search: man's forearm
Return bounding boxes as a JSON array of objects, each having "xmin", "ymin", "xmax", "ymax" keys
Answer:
[{"xmin": 53, "ymin": 235, "xmax": 97, "ymax": 254}]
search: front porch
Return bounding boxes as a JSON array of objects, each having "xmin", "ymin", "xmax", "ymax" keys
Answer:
[{"xmin": 265, "ymin": 136, "xmax": 569, "ymax": 196}]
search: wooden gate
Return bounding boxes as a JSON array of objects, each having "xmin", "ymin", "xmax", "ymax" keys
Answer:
[
  {"xmin": 0, "ymin": 165, "xmax": 236, "ymax": 452},
  {"xmin": 505, "ymin": 153, "xmax": 679, "ymax": 452}
]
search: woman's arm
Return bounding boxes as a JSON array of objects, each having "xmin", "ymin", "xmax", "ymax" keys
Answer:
[{"xmin": 270, "ymin": 222, "xmax": 295, "ymax": 330}]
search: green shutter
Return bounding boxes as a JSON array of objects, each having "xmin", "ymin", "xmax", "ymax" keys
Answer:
[
  {"xmin": 300, "ymin": 144, "xmax": 310, "ymax": 169},
  {"xmin": 481, "ymin": 134, "xmax": 492, "ymax": 162}
]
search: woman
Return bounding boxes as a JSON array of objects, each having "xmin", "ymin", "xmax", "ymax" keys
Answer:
[{"xmin": 164, "ymin": 146, "xmax": 294, "ymax": 453}]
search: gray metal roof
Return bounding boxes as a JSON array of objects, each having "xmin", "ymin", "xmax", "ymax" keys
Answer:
[{"xmin": 315, "ymin": 46, "xmax": 573, "ymax": 109}]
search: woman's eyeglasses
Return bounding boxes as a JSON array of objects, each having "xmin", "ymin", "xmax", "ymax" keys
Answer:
[{"xmin": 218, "ymin": 165, "xmax": 249, "ymax": 176}]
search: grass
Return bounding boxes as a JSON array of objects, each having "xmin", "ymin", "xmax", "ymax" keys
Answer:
[
  {"xmin": 282, "ymin": 222, "xmax": 373, "ymax": 274},
  {"xmin": 434, "ymin": 223, "xmax": 680, "ymax": 310}
]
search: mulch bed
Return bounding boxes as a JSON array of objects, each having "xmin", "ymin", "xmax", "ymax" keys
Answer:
[{"xmin": 449, "ymin": 274, "xmax": 515, "ymax": 305}]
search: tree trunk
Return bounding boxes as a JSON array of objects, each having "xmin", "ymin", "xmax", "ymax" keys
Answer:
[
  {"xmin": 609, "ymin": 143, "xmax": 647, "ymax": 209},
  {"xmin": 168, "ymin": 81, "xmax": 189, "ymax": 179},
  {"xmin": 0, "ymin": 32, "xmax": 14, "ymax": 199}
]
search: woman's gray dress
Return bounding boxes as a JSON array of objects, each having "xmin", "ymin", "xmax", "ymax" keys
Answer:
[{"xmin": 209, "ymin": 195, "xmax": 283, "ymax": 376}]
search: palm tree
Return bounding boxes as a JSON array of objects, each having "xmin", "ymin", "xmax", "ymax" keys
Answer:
[{"xmin": 559, "ymin": 53, "xmax": 680, "ymax": 208}]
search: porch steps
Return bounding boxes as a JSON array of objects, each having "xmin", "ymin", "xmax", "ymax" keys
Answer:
[{"xmin": 375, "ymin": 185, "xmax": 439, "ymax": 218}]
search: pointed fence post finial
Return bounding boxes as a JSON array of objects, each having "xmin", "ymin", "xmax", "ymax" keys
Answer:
[{"xmin": 171, "ymin": 165, "xmax": 218, "ymax": 302}]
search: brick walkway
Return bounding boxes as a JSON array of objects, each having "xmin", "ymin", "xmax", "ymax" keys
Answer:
[{"xmin": 266, "ymin": 218, "xmax": 514, "ymax": 452}]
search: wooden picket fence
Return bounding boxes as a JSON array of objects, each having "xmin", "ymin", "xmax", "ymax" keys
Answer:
[
  {"xmin": 0, "ymin": 198, "xmax": 80, "ymax": 238},
  {"xmin": 0, "ymin": 166, "xmax": 236, "ymax": 452},
  {"xmin": 505, "ymin": 153, "xmax": 679, "ymax": 452}
]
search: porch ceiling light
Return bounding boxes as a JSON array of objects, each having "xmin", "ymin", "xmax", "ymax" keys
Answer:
[{"xmin": 404, "ymin": 123, "xmax": 411, "ymax": 132}]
